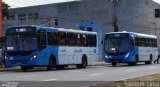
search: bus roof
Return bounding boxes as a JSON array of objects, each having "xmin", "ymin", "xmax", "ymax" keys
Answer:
[
  {"xmin": 105, "ymin": 32, "xmax": 157, "ymax": 39},
  {"xmin": 7, "ymin": 25, "xmax": 97, "ymax": 35},
  {"xmin": 56, "ymin": 28, "xmax": 97, "ymax": 34}
]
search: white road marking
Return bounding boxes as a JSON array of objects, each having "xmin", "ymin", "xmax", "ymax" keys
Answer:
[
  {"xmin": 88, "ymin": 73, "xmax": 105, "ymax": 77},
  {"xmin": 43, "ymin": 79, "xmax": 57, "ymax": 81},
  {"xmin": 16, "ymin": 75, "xmax": 37, "ymax": 78}
]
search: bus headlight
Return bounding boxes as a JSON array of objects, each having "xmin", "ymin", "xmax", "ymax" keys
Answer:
[
  {"xmin": 30, "ymin": 55, "xmax": 37, "ymax": 61},
  {"xmin": 31, "ymin": 55, "xmax": 37, "ymax": 59},
  {"xmin": 125, "ymin": 53, "xmax": 130, "ymax": 58},
  {"xmin": 9, "ymin": 57, "xmax": 14, "ymax": 60},
  {"xmin": 105, "ymin": 55, "xmax": 111, "ymax": 58}
]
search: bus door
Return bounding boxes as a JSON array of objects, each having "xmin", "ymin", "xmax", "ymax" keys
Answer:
[{"xmin": 37, "ymin": 30, "xmax": 48, "ymax": 64}]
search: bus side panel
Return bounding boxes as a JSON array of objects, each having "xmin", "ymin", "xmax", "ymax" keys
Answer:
[
  {"xmin": 36, "ymin": 46, "xmax": 59, "ymax": 66},
  {"xmin": 138, "ymin": 47, "xmax": 158, "ymax": 62},
  {"xmin": 58, "ymin": 46, "xmax": 83, "ymax": 65},
  {"xmin": 48, "ymin": 46, "xmax": 59, "ymax": 65},
  {"xmin": 74, "ymin": 47, "xmax": 83, "ymax": 64},
  {"xmin": 127, "ymin": 47, "xmax": 139, "ymax": 62},
  {"xmin": 138, "ymin": 47, "xmax": 150, "ymax": 61},
  {"xmin": 152, "ymin": 48, "xmax": 158, "ymax": 61},
  {"xmin": 36, "ymin": 48, "xmax": 50, "ymax": 65},
  {"xmin": 87, "ymin": 47, "xmax": 99, "ymax": 65},
  {"xmin": 58, "ymin": 46, "xmax": 69, "ymax": 65}
]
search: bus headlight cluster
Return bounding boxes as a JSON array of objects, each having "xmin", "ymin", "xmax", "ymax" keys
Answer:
[
  {"xmin": 30, "ymin": 55, "xmax": 37, "ymax": 61},
  {"xmin": 125, "ymin": 53, "xmax": 130, "ymax": 58},
  {"xmin": 31, "ymin": 55, "xmax": 37, "ymax": 59},
  {"xmin": 33, "ymin": 55, "xmax": 37, "ymax": 59},
  {"xmin": 105, "ymin": 55, "xmax": 111, "ymax": 58}
]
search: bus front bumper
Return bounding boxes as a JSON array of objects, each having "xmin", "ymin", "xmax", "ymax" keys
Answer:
[
  {"xmin": 5, "ymin": 57, "xmax": 38, "ymax": 67},
  {"xmin": 104, "ymin": 55, "xmax": 135, "ymax": 63}
]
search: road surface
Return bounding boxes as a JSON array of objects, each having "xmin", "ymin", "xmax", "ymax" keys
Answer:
[{"xmin": 0, "ymin": 63, "xmax": 160, "ymax": 87}]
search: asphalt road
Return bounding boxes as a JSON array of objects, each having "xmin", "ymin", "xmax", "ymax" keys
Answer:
[{"xmin": 1, "ymin": 63, "xmax": 160, "ymax": 87}]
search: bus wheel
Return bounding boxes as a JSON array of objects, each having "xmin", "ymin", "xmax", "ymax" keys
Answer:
[
  {"xmin": 145, "ymin": 55, "xmax": 152, "ymax": 64},
  {"xmin": 112, "ymin": 62, "xmax": 117, "ymax": 67},
  {"xmin": 76, "ymin": 56, "xmax": 87, "ymax": 68},
  {"xmin": 47, "ymin": 57, "xmax": 55, "ymax": 71},
  {"xmin": 21, "ymin": 66, "xmax": 28, "ymax": 72}
]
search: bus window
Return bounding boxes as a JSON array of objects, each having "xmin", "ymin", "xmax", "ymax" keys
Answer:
[
  {"xmin": 82, "ymin": 34, "xmax": 87, "ymax": 47},
  {"xmin": 87, "ymin": 35, "xmax": 95, "ymax": 47},
  {"xmin": 93, "ymin": 35, "xmax": 97, "ymax": 47},
  {"xmin": 151, "ymin": 39, "xmax": 154, "ymax": 47},
  {"xmin": 67, "ymin": 33, "xmax": 76, "ymax": 46},
  {"xmin": 76, "ymin": 33, "xmax": 82, "ymax": 47},
  {"xmin": 47, "ymin": 31, "xmax": 57, "ymax": 46},
  {"xmin": 58, "ymin": 32, "xmax": 67, "ymax": 46},
  {"xmin": 37, "ymin": 30, "xmax": 46, "ymax": 50}
]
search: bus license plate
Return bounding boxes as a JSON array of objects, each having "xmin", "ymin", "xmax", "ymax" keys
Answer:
[
  {"xmin": 16, "ymin": 62, "xmax": 22, "ymax": 64},
  {"xmin": 114, "ymin": 60, "xmax": 118, "ymax": 63}
]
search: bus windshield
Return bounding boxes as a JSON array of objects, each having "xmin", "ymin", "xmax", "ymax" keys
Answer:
[
  {"xmin": 105, "ymin": 34, "xmax": 130, "ymax": 55},
  {"xmin": 6, "ymin": 27, "xmax": 37, "ymax": 56},
  {"xmin": 7, "ymin": 34, "xmax": 37, "ymax": 52}
]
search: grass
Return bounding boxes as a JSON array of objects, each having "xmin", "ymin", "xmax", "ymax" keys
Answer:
[{"xmin": 89, "ymin": 73, "xmax": 160, "ymax": 87}]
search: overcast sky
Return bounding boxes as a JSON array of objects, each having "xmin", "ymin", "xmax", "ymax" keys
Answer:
[
  {"xmin": 2, "ymin": 0, "xmax": 160, "ymax": 8},
  {"xmin": 154, "ymin": 0, "xmax": 160, "ymax": 4},
  {"xmin": 2, "ymin": 0, "xmax": 76, "ymax": 8}
]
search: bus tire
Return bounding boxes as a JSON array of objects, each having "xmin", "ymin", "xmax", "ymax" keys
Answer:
[
  {"xmin": 76, "ymin": 55, "xmax": 87, "ymax": 68},
  {"xmin": 112, "ymin": 62, "xmax": 117, "ymax": 67},
  {"xmin": 47, "ymin": 56, "xmax": 56, "ymax": 71},
  {"xmin": 21, "ymin": 66, "xmax": 28, "ymax": 72},
  {"xmin": 128, "ymin": 54, "xmax": 138, "ymax": 66},
  {"xmin": 145, "ymin": 55, "xmax": 152, "ymax": 64}
]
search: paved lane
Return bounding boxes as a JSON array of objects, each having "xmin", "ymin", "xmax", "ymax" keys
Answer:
[{"xmin": 0, "ymin": 64, "xmax": 160, "ymax": 81}]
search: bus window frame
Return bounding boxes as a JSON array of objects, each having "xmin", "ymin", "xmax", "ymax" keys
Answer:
[{"xmin": 37, "ymin": 29, "xmax": 47, "ymax": 51}]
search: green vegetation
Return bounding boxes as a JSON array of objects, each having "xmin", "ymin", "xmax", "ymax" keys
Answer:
[
  {"xmin": 2, "ymin": 1, "xmax": 10, "ymax": 19},
  {"xmin": 89, "ymin": 73, "xmax": 160, "ymax": 87}
]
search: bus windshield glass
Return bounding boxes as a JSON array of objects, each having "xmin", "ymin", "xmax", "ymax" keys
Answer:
[
  {"xmin": 6, "ymin": 27, "xmax": 37, "ymax": 52},
  {"xmin": 105, "ymin": 33, "xmax": 130, "ymax": 55}
]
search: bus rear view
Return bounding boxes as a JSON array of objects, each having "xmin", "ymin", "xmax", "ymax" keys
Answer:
[{"xmin": 104, "ymin": 32, "xmax": 158, "ymax": 66}]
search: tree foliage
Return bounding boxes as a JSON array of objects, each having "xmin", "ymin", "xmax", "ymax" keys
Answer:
[{"xmin": 2, "ymin": 2, "xmax": 10, "ymax": 19}]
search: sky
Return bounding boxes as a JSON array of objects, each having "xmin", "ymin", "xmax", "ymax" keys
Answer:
[
  {"xmin": 154, "ymin": 0, "xmax": 160, "ymax": 4},
  {"xmin": 2, "ymin": 0, "xmax": 160, "ymax": 8},
  {"xmin": 2, "ymin": 0, "xmax": 76, "ymax": 8}
]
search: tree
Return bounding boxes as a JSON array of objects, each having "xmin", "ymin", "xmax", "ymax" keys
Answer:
[{"xmin": 2, "ymin": 2, "xmax": 9, "ymax": 19}]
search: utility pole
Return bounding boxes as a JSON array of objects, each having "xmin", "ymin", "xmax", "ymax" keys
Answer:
[
  {"xmin": 112, "ymin": 0, "xmax": 119, "ymax": 32},
  {"xmin": 0, "ymin": 0, "xmax": 2, "ymax": 37}
]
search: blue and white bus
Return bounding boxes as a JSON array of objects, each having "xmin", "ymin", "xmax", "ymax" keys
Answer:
[
  {"xmin": 5, "ymin": 25, "xmax": 98, "ymax": 71},
  {"xmin": 104, "ymin": 32, "xmax": 158, "ymax": 66}
]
